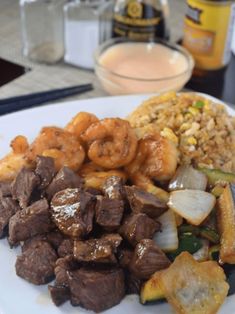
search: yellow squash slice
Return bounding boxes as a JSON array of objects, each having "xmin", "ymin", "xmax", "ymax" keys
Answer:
[
  {"xmin": 158, "ymin": 252, "xmax": 229, "ymax": 314},
  {"xmin": 217, "ymin": 183, "xmax": 235, "ymax": 264}
]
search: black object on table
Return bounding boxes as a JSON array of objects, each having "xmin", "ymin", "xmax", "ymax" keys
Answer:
[
  {"xmin": 0, "ymin": 84, "xmax": 93, "ymax": 116},
  {"xmin": 186, "ymin": 55, "xmax": 235, "ymax": 105},
  {"xmin": 0, "ymin": 58, "xmax": 30, "ymax": 86}
]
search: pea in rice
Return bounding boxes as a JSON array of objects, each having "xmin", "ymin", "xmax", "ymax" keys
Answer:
[{"xmin": 127, "ymin": 92, "xmax": 235, "ymax": 173}]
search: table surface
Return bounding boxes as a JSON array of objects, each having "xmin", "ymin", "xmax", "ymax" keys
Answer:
[{"xmin": 0, "ymin": 0, "xmax": 234, "ymax": 106}]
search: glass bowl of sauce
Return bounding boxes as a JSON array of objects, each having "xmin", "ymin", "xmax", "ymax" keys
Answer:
[{"xmin": 94, "ymin": 37, "xmax": 194, "ymax": 95}]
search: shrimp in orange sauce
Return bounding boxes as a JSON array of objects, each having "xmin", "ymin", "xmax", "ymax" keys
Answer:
[
  {"xmin": 126, "ymin": 133, "xmax": 178, "ymax": 202},
  {"xmin": 65, "ymin": 112, "xmax": 99, "ymax": 141},
  {"xmin": 79, "ymin": 162, "xmax": 127, "ymax": 189},
  {"xmin": 26, "ymin": 127, "xmax": 85, "ymax": 171},
  {"xmin": 81, "ymin": 118, "xmax": 138, "ymax": 169},
  {"xmin": 0, "ymin": 135, "xmax": 31, "ymax": 181}
]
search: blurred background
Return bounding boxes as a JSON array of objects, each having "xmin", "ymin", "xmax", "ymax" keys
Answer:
[{"xmin": 0, "ymin": 0, "xmax": 234, "ymax": 108}]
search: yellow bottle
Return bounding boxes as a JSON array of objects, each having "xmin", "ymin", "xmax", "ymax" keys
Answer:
[{"xmin": 183, "ymin": 0, "xmax": 235, "ymax": 75}]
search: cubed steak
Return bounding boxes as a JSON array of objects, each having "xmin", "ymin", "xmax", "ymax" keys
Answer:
[
  {"xmin": 12, "ymin": 168, "xmax": 40, "ymax": 208},
  {"xmin": 50, "ymin": 188, "xmax": 95, "ymax": 238},
  {"xmin": 103, "ymin": 176, "xmax": 125, "ymax": 200},
  {"xmin": 95, "ymin": 196, "xmax": 124, "ymax": 230},
  {"xmin": 8, "ymin": 198, "xmax": 52, "ymax": 245},
  {"xmin": 0, "ymin": 197, "xmax": 20, "ymax": 238},
  {"xmin": 58, "ymin": 239, "xmax": 74, "ymax": 257},
  {"xmin": 35, "ymin": 156, "xmax": 56, "ymax": 189},
  {"xmin": 0, "ymin": 181, "xmax": 12, "ymax": 198},
  {"xmin": 68, "ymin": 267, "xmax": 125, "ymax": 312},
  {"xmin": 49, "ymin": 255, "xmax": 78, "ymax": 306},
  {"xmin": 129, "ymin": 239, "xmax": 170, "ymax": 280},
  {"xmin": 125, "ymin": 186, "xmax": 167, "ymax": 218},
  {"xmin": 15, "ymin": 239, "xmax": 57, "ymax": 285},
  {"xmin": 73, "ymin": 237, "xmax": 119, "ymax": 264},
  {"xmin": 117, "ymin": 248, "xmax": 134, "ymax": 268},
  {"xmin": 46, "ymin": 167, "xmax": 83, "ymax": 200},
  {"xmin": 126, "ymin": 272, "xmax": 143, "ymax": 295},
  {"xmin": 119, "ymin": 213, "xmax": 160, "ymax": 246}
]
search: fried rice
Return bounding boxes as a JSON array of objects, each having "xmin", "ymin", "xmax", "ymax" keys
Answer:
[{"xmin": 127, "ymin": 92, "xmax": 235, "ymax": 173}]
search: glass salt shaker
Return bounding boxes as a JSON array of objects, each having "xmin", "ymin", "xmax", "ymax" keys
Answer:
[
  {"xmin": 20, "ymin": 0, "xmax": 65, "ymax": 64},
  {"xmin": 64, "ymin": 0, "xmax": 106, "ymax": 69}
]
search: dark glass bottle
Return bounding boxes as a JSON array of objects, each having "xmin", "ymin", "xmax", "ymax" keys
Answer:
[{"xmin": 112, "ymin": 0, "xmax": 170, "ymax": 40}]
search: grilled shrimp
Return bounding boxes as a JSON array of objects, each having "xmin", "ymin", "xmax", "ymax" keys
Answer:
[
  {"xmin": 81, "ymin": 118, "xmax": 138, "ymax": 169},
  {"xmin": 125, "ymin": 133, "xmax": 178, "ymax": 202},
  {"xmin": 127, "ymin": 133, "xmax": 178, "ymax": 181},
  {"xmin": 0, "ymin": 135, "xmax": 30, "ymax": 181},
  {"xmin": 26, "ymin": 127, "xmax": 85, "ymax": 171},
  {"xmin": 65, "ymin": 112, "xmax": 99, "ymax": 140},
  {"xmin": 79, "ymin": 162, "xmax": 127, "ymax": 189}
]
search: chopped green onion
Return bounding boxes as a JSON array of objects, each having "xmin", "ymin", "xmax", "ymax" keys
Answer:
[
  {"xmin": 193, "ymin": 100, "xmax": 205, "ymax": 109},
  {"xmin": 198, "ymin": 167, "xmax": 235, "ymax": 186}
]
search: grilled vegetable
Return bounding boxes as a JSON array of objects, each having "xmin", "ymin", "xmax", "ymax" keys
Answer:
[
  {"xmin": 200, "ymin": 227, "xmax": 219, "ymax": 244},
  {"xmin": 199, "ymin": 167, "xmax": 235, "ymax": 186},
  {"xmin": 208, "ymin": 245, "xmax": 220, "ymax": 261},
  {"xmin": 140, "ymin": 271, "xmax": 165, "ymax": 304},
  {"xmin": 169, "ymin": 165, "xmax": 207, "ymax": 191},
  {"xmin": 168, "ymin": 190, "xmax": 216, "ymax": 226},
  {"xmin": 211, "ymin": 184, "xmax": 225, "ymax": 197},
  {"xmin": 217, "ymin": 183, "xmax": 235, "ymax": 264},
  {"xmin": 168, "ymin": 233, "xmax": 202, "ymax": 260},
  {"xmin": 158, "ymin": 252, "xmax": 229, "ymax": 314},
  {"xmin": 193, "ymin": 240, "xmax": 209, "ymax": 262},
  {"xmin": 153, "ymin": 210, "xmax": 178, "ymax": 252}
]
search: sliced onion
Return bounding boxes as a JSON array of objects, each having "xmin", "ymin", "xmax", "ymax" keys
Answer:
[
  {"xmin": 168, "ymin": 165, "xmax": 208, "ymax": 191},
  {"xmin": 193, "ymin": 240, "xmax": 209, "ymax": 262},
  {"xmin": 168, "ymin": 190, "xmax": 216, "ymax": 226},
  {"xmin": 153, "ymin": 209, "xmax": 179, "ymax": 252}
]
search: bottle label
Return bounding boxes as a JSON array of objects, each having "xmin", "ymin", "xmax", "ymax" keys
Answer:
[
  {"xmin": 183, "ymin": 0, "xmax": 234, "ymax": 70},
  {"xmin": 112, "ymin": 0, "xmax": 166, "ymax": 40}
]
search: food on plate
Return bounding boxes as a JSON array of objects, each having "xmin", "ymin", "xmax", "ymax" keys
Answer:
[
  {"xmin": 81, "ymin": 118, "xmax": 138, "ymax": 168},
  {"xmin": 168, "ymin": 190, "xmax": 216, "ymax": 225},
  {"xmin": 143, "ymin": 252, "xmax": 229, "ymax": 314},
  {"xmin": 0, "ymin": 92, "xmax": 235, "ymax": 313},
  {"xmin": 217, "ymin": 184, "xmax": 235, "ymax": 264},
  {"xmin": 65, "ymin": 111, "xmax": 99, "ymax": 140},
  {"xmin": 26, "ymin": 126, "xmax": 85, "ymax": 171},
  {"xmin": 0, "ymin": 135, "xmax": 31, "ymax": 181},
  {"xmin": 128, "ymin": 92, "xmax": 235, "ymax": 172}
]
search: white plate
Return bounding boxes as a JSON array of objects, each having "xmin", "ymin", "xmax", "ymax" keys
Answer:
[{"xmin": 0, "ymin": 93, "xmax": 234, "ymax": 314}]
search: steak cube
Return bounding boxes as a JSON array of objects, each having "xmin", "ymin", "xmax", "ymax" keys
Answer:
[
  {"xmin": 117, "ymin": 248, "xmax": 134, "ymax": 269},
  {"xmin": 48, "ymin": 285, "xmax": 70, "ymax": 306},
  {"xmin": 8, "ymin": 198, "xmax": 52, "ymax": 245},
  {"xmin": 15, "ymin": 240, "xmax": 57, "ymax": 285},
  {"xmin": 125, "ymin": 186, "xmax": 167, "ymax": 218},
  {"xmin": 95, "ymin": 196, "xmax": 124, "ymax": 230},
  {"xmin": 0, "ymin": 181, "xmax": 12, "ymax": 198},
  {"xmin": 119, "ymin": 213, "xmax": 160, "ymax": 246},
  {"xmin": 46, "ymin": 167, "xmax": 83, "ymax": 200},
  {"xmin": 12, "ymin": 168, "xmax": 40, "ymax": 208},
  {"xmin": 68, "ymin": 267, "xmax": 125, "ymax": 312},
  {"xmin": 35, "ymin": 156, "xmax": 56, "ymax": 189},
  {"xmin": 51, "ymin": 188, "xmax": 95, "ymax": 238},
  {"xmin": 0, "ymin": 197, "xmax": 20, "ymax": 238},
  {"xmin": 126, "ymin": 272, "xmax": 143, "ymax": 295},
  {"xmin": 129, "ymin": 239, "xmax": 170, "ymax": 280},
  {"xmin": 74, "ymin": 237, "xmax": 120, "ymax": 264},
  {"xmin": 58, "ymin": 239, "xmax": 74, "ymax": 257},
  {"xmin": 103, "ymin": 176, "xmax": 125, "ymax": 200}
]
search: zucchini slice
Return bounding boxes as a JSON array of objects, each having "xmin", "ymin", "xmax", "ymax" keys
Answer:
[{"xmin": 140, "ymin": 271, "xmax": 165, "ymax": 304}]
